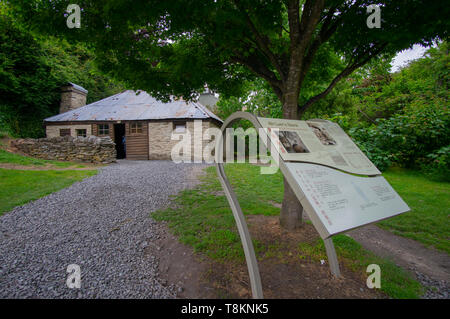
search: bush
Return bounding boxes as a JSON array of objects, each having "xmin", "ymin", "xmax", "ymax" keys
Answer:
[
  {"xmin": 349, "ymin": 125, "xmax": 393, "ymax": 171},
  {"xmin": 349, "ymin": 105, "xmax": 449, "ymax": 172},
  {"xmin": 0, "ymin": 12, "xmax": 124, "ymax": 138},
  {"xmin": 421, "ymin": 145, "xmax": 450, "ymax": 182}
]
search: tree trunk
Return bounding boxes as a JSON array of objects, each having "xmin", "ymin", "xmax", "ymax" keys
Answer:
[
  {"xmin": 280, "ymin": 178, "xmax": 303, "ymax": 230},
  {"xmin": 279, "ymin": 93, "xmax": 304, "ymax": 229}
]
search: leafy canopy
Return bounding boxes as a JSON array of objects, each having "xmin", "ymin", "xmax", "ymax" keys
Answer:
[
  {"xmin": 0, "ymin": 5, "xmax": 124, "ymax": 137},
  {"xmin": 10, "ymin": 0, "xmax": 449, "ymax": 117}
]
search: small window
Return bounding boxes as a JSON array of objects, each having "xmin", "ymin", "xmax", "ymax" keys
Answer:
[
  {"xmin": 59, "ymin": 128, "xmax": 71, "ymax": 137},
  {"xmin": 130, "ymin": 122, "xmax": 143, "ymax": 134},
  {"xmin": 174, "ymin": 122, "xmax": 186, "ymax": 133},
  {"xmin": 76, "ymin": 129, "xmax": 87, "ymax": 137},
  {"xmin": 98, "ymin": 124, "xmax": 110, "ymax": 135}
]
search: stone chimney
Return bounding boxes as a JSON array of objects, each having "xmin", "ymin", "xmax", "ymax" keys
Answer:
[{"xmin": 59, "ymin": 82, "xmax": 88, "ymax": 114}]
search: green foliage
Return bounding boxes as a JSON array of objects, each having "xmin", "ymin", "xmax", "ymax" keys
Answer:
[
  {"xmin": 349, "ymin": 96, "xmax": 449, "ymax": 171},
  {"xmin": 216, "ymin": 78, "xmax": 283, "ymax": 120},
  {"xmin": 349, "ymin": 125, "xmax": 394, "ymax": 171},
  {"xmin": 39, "ymin": 38, "xmax": 125, "ymax": 105},
  {"xmin": 422, "ymin": 146, "xmax": 450, "ymax": 182},
  {"xmin": 9, "ymin": 0, "xmax": 448, "ymax": 110},
  {"xmin": 351, "ymin": 42, "xmax": 449, "ymax": 124},
  {"xmin": 216, "ymin": 43, "xmax": 449, "ymax": 176},
  {"xmin": 216, "ymin": 45, "xmax": 352, "ymax": 121},
  {"xmin": 0, "ymin": 10, "xmax": 124, "ymax": 138},
  {"xmin": 325, "ymin": 43, "xmax": 449, "ymax": 173},
  {"xmin": 0, "ymin": 13, "xmax": 57, "ymax": 137}
]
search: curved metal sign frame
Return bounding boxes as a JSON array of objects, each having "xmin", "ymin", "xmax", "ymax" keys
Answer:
[{"xmin": 214, "ymin": 112, "xmax": 341, "ymax": 299}]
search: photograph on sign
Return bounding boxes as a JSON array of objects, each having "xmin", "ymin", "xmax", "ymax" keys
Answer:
[
  {"xmin": 257, "ymin": 117, "xmax": 381, "ymax": 176},
  {"xmin": 307, "ymin": 122, "xmax": 337, "ymax": 145},
  {"xmin": 279, "ymin": 131, "xmax": 310, "ymax": 153}
]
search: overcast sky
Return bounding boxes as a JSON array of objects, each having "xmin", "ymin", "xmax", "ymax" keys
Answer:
[{"xmin": 390, "ymin": 44, "xmax": 429, "ymax": 72}]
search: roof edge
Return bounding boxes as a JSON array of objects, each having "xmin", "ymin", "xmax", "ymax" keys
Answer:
[{"xmin": 66, "ymin": 82, "xmax": 88, "ymax": 94}]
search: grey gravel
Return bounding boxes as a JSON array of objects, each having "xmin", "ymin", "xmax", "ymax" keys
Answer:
[
  {"xmin": 0, "ymin": 160, "xmax": 207, "ymax": 299},
  {"xmin": 413, "ymin": 269, "xmax": 450, "ymax": 299}
]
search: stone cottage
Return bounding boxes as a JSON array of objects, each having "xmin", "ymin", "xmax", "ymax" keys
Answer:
[{"xmin": 44, "ymin": 83, "xmax": 223, "ymax": 160}]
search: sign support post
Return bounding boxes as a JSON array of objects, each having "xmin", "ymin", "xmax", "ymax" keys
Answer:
[
  {"xmin": 215, "ymin": 112, "xmax": 266, "ymax": 299},
  {"xmin": 324, "ymin": 238, "xmax": 340, "ymax": 277},
  {"xmin": 216, "ymin": 163, "xmax": 264, "ymax": 299}
]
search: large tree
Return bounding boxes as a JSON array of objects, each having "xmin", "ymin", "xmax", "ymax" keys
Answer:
[{"xmin": 12, "ymin": 0, "xmax": 448, "ymax": 229}]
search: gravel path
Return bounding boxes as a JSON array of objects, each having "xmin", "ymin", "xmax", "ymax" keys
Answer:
[
  {"xmin": 348, "ymin": 225, "xmax": 450, "ymax": 299},
  {"xmin": 0, "ymin": 160, "xmax": 207, "ymax": 298}
]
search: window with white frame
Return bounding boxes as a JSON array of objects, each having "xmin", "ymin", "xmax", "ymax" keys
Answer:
[
  {"xmin": 98, "ymin": 124, "xmax": 109, "ymax": 135},
  {"xmin": 130, "ymin": 122, "xmax": 143, "ymax": 134}
]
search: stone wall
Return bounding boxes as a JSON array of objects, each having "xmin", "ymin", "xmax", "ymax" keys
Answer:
[
  {"xmin": 12, "ymin": 136, "xmax": 116, "ymax": 164},
  {"xmin": 148, "ymin": 120, "xmax": 219, "ymax": 161}
]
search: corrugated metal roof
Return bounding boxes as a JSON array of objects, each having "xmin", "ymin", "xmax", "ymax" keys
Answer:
[{"xmin": 44, "ymin": 90, "xmax": 223, "ymax": 123}]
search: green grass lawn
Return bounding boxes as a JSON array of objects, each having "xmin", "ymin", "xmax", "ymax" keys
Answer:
[
  {"xmin": 0, "ymin": 168, "xmax": 97, "ymax": 215},
  {"xmin": 153, "ymin": 163, "xmax": 428, "ymax": 299},
  {"xmin": 380, "ymin": 167, "xmax": 450, "ymax": 254},
  {"xmin": 0, "ymin": 149, "xmax": 85, "ymax": 168},
  {"xmin": 154, "ymin": 164, "xmax": 283, "ymax": 260}
]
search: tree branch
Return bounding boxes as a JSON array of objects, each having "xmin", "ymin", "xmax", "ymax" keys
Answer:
[
  {"xmin": 231, "ymin": 52, "xmax": 283, "ymax": 91},
  {"xmin": 229, "ymin": 52, "xmax": 285, "ymax": 101},
  {"xmin": 233, "ymin": 0, "xmax": 286, "ymax": 82},
  {"xmin": 287, "ymin": 0, "xmax": 301, "ymax": 44},
  {"xmin": 298, "ymin": 9, "xmax": 342, "ymax": 86},
  {"xmin": 298, "ymin": 0, "xmax": 325, "ymax": 51},
  {"xmin": 245, "ymin": 17, "xmax": 286, "ymax": 82},
  {"xmin": 297, "ymin": 0, "xmax": 366, "ymax": 89},
  {"xmin": 298, "ymin": 43, "xmax": 388, "ymax": 116},
  {"xmin": 285, "ymin": 0, "xmax": 324, "ymax": 96}
]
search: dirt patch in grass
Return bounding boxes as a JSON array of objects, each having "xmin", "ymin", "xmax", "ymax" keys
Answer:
[
  {"xmin": 153, "ymin": 216, "xmax": 386, "ymax": 299},
  {"xmin": 145, "ymin": 221, "xmax": 218, "ymax": 299},
  {"xmin": 244, "ymin": 215, "xmax": 384, "ymax": 298}
]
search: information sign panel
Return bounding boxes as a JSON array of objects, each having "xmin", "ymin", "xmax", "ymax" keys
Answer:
[{"xmin": 285, "ymin": 162, "xmax": 410, "ymax": 238}]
